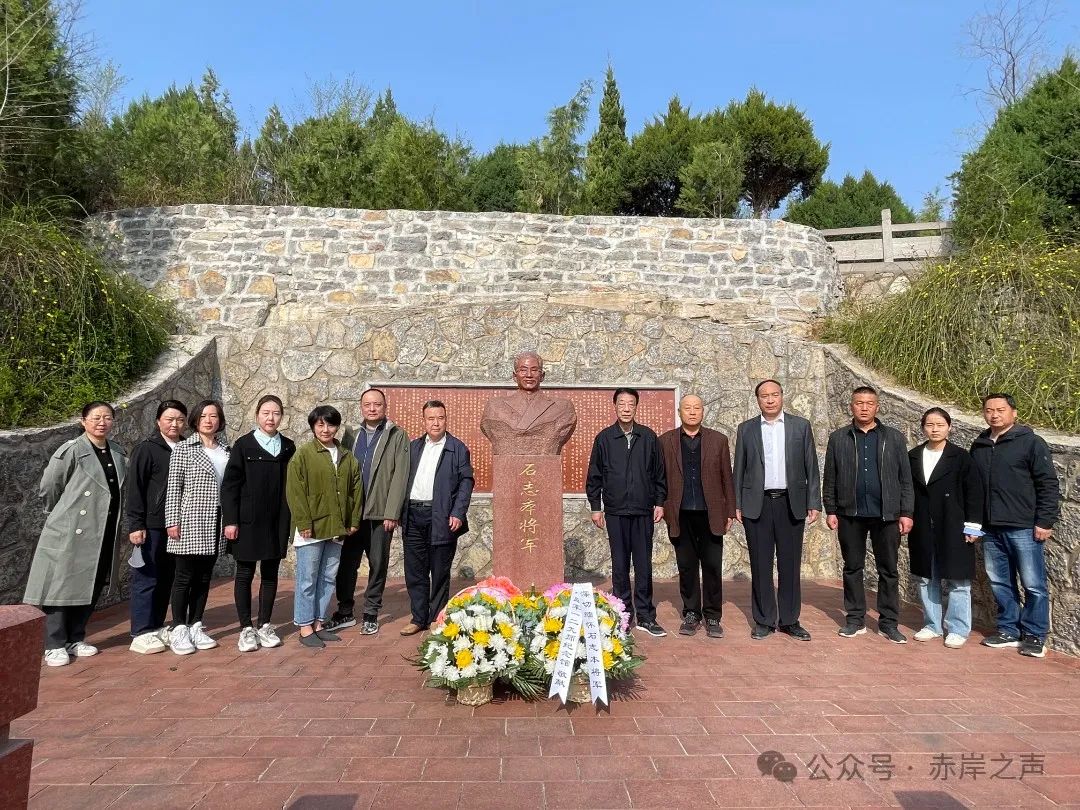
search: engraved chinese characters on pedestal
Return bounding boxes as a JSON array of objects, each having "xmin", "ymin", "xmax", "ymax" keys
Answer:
[{"xmin": 481, "ymin": 353, "xmax": 577, "ymax": 590}]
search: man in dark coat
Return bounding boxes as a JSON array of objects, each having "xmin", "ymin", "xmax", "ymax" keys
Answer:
[
  {"xmin": 586, "ymin": 387, "xmax": 668, "ymax": 637},
  {"xmin": 970, "ymin": 393, "xmax": 1060, "ymax": 658},
  {"xmin": 399, "ymin": 400, "xmax": 474, "ymax": 636},
  {"xmin": 907, "ymin": 407, "xmax": 984, "ymax": 648},
  {"xmin": 658, "ymin": 394, "xmax": 735, "ymax": 639},
  {"xmin": 823, "ymin": 386, "xmax": 914, "ymax": 644}
]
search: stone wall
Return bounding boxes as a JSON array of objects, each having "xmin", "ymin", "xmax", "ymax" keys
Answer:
[
  {"xmin": 0, "ymin": 337, "xmax": 217, "ymax": 607},
  {"xmin": 824, "ymin": 346, "xmax": 1080, "ymax": 655},
  {"xmin": 216, "ymin": 304, "xmax": 841, "ymax": 584},
  {"xmin": 838, "ymin": 260, "xmax": 924, "ymax": 302},
  {"xmin": 90, "ymin": 206, "xmax": 842, "ymax": 334}
]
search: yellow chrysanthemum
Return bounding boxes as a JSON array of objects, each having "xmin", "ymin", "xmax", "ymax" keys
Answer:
[
  {"xmin": 543, "ymin": 617, "xmax": 563, "ymax": 634},
  {"xmin": 442, "ymin": 622, "xmax": 460, "ymax": 638},
  {"xmin": 544, "ymin": 640, "xmax": 560, "ymax": 658},
  {"xmin": 498, "ymin": 623, "xmax": 514, "ymax": 639},
  {"xmin": 513, "ymin": 643, "xmax": 524, "ymax": 660},
  {"xmin": 455, "ymin": 648, "xmax": 473, "ymax": 668},
  {"xmin": 600, "ymin": 617, "xmax": 615, "ymax": 631},
  {"xmin": 472, "ymin": 630, "xmax": 490, "ymax": 645},
  {"xmin": 612, "ymin": 638, "xmax": 623, "ymax": 655},
  {"xmin": 603, "ymin": 651, "xmax": 614, "ymax": 669}
]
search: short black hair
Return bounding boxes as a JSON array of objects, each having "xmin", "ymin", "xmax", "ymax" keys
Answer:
[
  {"xmin": 255, "ymin": 394, "xmax": 283, "ymax": 415},
  {"xmin": 982, "ymin": 392, "xmax": 1017, "ymax": 409},
  {"xmin": 921, "ymin": 407, "xmax": 952, "ymax": 426},
  {"xmin": 422, "ymin": 399, "xmax": 446, "ymax": 413},
  {"xmin": 612, "ymin": 387, "xmax": 639, "ymax": 404},
  {"xmin": 851, "ymin": 385, "xmax": 878, "ymax": 399},
  {"xmin": 754, "ymin": 379, "xmax": 783, "ymax": 396},
  {"xmin": 308, "ymin": 405, "xmax": 342, "ymax": 429},
  {"xmin": 188, "ymin": 399, "xmax": 226, "ymax": 433},
  {"xmin": 155, "ymin": 400, "xmax": 187, "ymax": 419},
  {"xmin": 361, "ymin": 387, "xmax": 387, "ymax": 404},
  {"xmin": 81, "ymin": 401, "xmax": 115, "ymax": 418}
]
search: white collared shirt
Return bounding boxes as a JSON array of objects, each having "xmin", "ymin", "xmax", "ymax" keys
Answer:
[
  {"xmin": 761, "ymin": 413, "xmax": 787, "ymax": 490},
  {"xmin": 922, "ymin": 446, "xmax": 944, "ymax": 482},
  {"xmin": 409, "ymin": 435, "xmax": 446, "ymax": 501}
]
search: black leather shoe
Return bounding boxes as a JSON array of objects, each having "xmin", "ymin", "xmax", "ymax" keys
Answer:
[
  {"xmin": 751, "ymin": 624, "xmax": 775, "ymax": 640},
  {"xmin": 779, "ymin": 623, "xmax": 811, "ymax": 641}
]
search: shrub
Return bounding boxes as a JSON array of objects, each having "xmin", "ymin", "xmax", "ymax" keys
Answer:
[
  {"xmin": 0, "ymin": 209, "xmax": 179, "ymax": 428},
  {"xmin": 821, "ymin": 239, "xmax": 1080, "ymax": 433}
]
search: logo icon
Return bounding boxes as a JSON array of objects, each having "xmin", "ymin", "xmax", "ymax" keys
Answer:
[{"xmin": 757, "ymin": 750, "xmax": 797, "ymax": 782}]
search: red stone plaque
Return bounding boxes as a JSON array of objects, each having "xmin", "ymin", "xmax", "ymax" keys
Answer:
[
  {"xmin": 492, "ymin": 455, "xmax": 564, "ymax": 588},
  {"xmin": 381, "ymin": 386, "xmax": 676, "ymax": 494}
]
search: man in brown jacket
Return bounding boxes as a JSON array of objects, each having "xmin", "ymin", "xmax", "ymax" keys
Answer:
[{"xmin": 658, "ymin": 395, "xmax": 736, "ymax": 638}]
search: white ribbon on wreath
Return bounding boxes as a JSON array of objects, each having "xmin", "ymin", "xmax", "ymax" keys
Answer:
[{"xmin": 549, "ymin": 582, "xmax": 608, "ymax": 706}]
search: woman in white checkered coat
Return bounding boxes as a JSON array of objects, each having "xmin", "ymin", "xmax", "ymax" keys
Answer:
[{"xmin": 165, "ymin": 399, "xmax": 230, "ymax": 655}]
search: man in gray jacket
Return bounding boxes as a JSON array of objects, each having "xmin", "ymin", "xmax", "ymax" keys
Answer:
[
  {"xmin": 326, "ymin": 387, "xmax": 410, "ymax": 635},
  {"xmin": 823, "ymin": 386, "xmax": 914, "ymax": 644},
  {"xmin": 734, "ymin": 380, "xmax": 821, "ymax": 641}
]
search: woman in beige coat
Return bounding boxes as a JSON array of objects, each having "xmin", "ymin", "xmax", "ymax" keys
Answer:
[{"xmin": 24, "ymin": 402, "xmax": 128, "ymax": 667}]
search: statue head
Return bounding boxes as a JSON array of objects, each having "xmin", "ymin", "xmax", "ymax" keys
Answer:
[{"xmin": 512, "ymin": 351, "xmax": 545, "ymax": 393}]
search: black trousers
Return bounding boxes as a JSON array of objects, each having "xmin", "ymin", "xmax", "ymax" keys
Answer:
[
  {"xmin": 171, "ymin": 553, "xmax": 216, "ymax": 626},
  {"xmin": 403, "ymin": 504, "xmax": 457, "ymax": 626},
  {"xmin": 672, "ymin": 510, "xmax": 724, "ymax": 620},
  {"xmin": 44, "ymin": 534, "xmax": 112, "ymax": 650},
  {"xmin": 129, "ymin": 528, "xmax": 175, "ymax": 636},
  {"xmin": 234, "ymin": 557, "xmax": 281, "ymax": 628},
  {"xmin": 607, "ymin": 513, "xmax": 655, "ymax": 624},
  {"xmin": 334, "ymin": 519, "xmax": 392, "ymax": 620},
  {"xmin": 837, "ymin": 515, "xmax": 901, "ymax": 628},
  {"xmin": 745, "ymin": 494, "xmax": 806, "ymax": 628}
]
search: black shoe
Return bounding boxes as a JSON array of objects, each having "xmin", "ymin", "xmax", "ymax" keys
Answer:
[
  {"xmin": 299, "ymin": 632, "xmax": 325, "ymax": 648},
  {"xmin": 837, "ymin": 622, "xmax": 867, "ymax": 638},
  {"xmin": 679, "ymin": 612, "xmax": 701, "ymax": 636},
  {"xmin": 982, "ymin": 632, "xmax": 1021, "ymax": 648},
  {"xmin": 1019, "ymin": 636, "xmax": 1046, "ymax": 658},
  {"xmin": 879, "ymin": 625, "xmax": 907, "ymax": 644},
  {"xmin": 751, "ymin": 624, "xmax": 775, "ymax": 640},
  {"xmin": 323, "ymin": 615, "xmax": 355, "ymax": 632},
  {"xmin": 637, "ymin": 621, "xmax": 667, "ymax": 637},
  {"xmin": 779, "ymin": 623, "xmax": 811, "ymax": 641},
  {"xmin": 705, "ymin": 619, "xmax": 724, "ymax": 639},
  {"xmin": 316, "ymin": 628, "xmax": 341, "ymax": 642},
  {"xmin": 360, "ymin": 616, "xmax": 379, "ymax": 635}
]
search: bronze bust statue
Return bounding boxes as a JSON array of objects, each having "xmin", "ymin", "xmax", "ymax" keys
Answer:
[{"xmin": 481, "ymin": 352, "xmax": 577, "ymax": 455}]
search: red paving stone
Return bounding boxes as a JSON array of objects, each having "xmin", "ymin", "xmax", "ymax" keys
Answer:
[{"xmin": 21, "ymin": 576, "xmax": 1080, "ymax": 809}]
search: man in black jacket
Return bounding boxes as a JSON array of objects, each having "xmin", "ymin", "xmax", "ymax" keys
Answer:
[
  {"xmin": 971, "ymin": 393, "xmax": 1060, "ymax": 658},
  {"xmin": 823, "ymin": 387, "xmax": 914, "ymax": 643},
  {"xmin": 586, "ymin": 388, "xmax": 668, "ymax": 637}
]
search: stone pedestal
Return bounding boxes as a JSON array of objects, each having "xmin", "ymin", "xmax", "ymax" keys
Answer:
[
  {"xmin": 0, "ymin": 605, "xmax": 44, "ymax": 810},
  {"xmin": 491, "ymin": 455, "xmax": 565, "ymax": 591}
]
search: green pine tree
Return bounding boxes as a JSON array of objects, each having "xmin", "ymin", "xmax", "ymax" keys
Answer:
[{"xmin": 581, "ymin": 65, "xmax": 629, "ymax": 214}]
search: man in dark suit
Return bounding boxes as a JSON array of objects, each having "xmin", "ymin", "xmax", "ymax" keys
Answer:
[
  {"xmin": 734, "ymin": 380, "xmax": 821, "ymax": 641},
  {"xmin": 658, "ymin": 395, "xmax": 736, "ymax": 639},
  {"xmin": 400, "ymin": 400, "xmax": 474, "ymax": 636}
]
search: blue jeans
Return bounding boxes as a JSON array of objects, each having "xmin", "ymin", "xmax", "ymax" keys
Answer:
[
  {"xmin": 129, "ymin": 528, "xmax": 175, "ymax": 636},
  {"xmin": 916, "ymin": 554, "xmax": 971, "ymax": 637},
  {"xmin": 982, "ymin": 526, "xmax": 1049, "ymax": 639},
  {"xmin": 293, "ymin": 541, "xmax": 342, "ymax": 627}
]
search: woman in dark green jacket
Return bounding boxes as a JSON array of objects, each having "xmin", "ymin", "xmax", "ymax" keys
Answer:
[{"xmin": 286, "ymin": 405, "xmax": 363, "ymax": 649}]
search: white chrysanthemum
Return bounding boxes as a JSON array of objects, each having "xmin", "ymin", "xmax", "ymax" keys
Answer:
[
  {"xmin": 489, "ymin": 634, "xmax": 507, "ymax": 651},
  {"xmin": 452, "ymin": 636, "xmax": 472, "ymax": 652},
  {"xmin": 492, "ymin": 650, "xmax": 509, "ymax": 670},
  {"xmin": 477, "ymin": 658, "xmax": 495, "ymax": 674},
  {"xmin": 475, "ymin": 614, "xmax": 494, "ymax": 632},
  {"xmin": 529, "ymin": 634, "xmax": 544, "ymax": 653},
  {"xmin": 543, "ymin": 659, "xmax": 556, "ymax": 675},
  {"xmin": 551, "ymin": 606, "xmax": 567, "ymax": 618},
  {"xmin": 602, "ymin": 638, "xmax": 614, "ymax": 652},
  {"xmin": 450, "ymin": 610, "xmax": 468, "ymax": 626},
  {"xmin": 575, "ymin": 640, "xmax": 586, "ymax": 660},
  {"xmin": 430, "ymin": 658, "xmax": 447, "ymax": 677},
  {"xmin": 472, "ymin": 644, "xmax": 486, "ymax": 660},
  {"xmin": 494, "ymin": 611, "xmax": 511, "ymax": 626},
  {"xmin": 444, "ymin": 665, "xmax": 460, "ymax": 681},
  {"xmin": 460, "ymin": 663, "xmax": 478, "ymax": 678}
]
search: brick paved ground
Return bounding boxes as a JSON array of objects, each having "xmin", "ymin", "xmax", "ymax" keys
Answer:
[{"xmin": 19, "ymin": 577, "xmax": 1080, "ymax": 809}]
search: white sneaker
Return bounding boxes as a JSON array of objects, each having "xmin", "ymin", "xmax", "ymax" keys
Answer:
[
  {"xmin": 157, "ymin": 626, "xmax": 171, "ymax": 645},
  {"xmin": 170, "ymin": 624, "xmax": 196, "ymax": 655},
  {"xmin": 237, "ymin": 626, "xmax": 259, "ymax": 653},
  {"xmin": 67, "ymin": 641, "xmax": 99, "ymax": 657},
  {"xmin": 190, "ymin": 622, "xmax": 218, "ymax": 650},
  {"xmin": 256, "ymin": 623, "xmax": 282, "ymax": 648},
  {"xmin": 129, "ymin": 632, "xmax": 167, "ymax": 655},
  {"xmin": 944, "ymin": 633, "xmax": 967, "ymax": 648},
  {"xmin": 44, "ymin": 647, "xmax": 71, "ymax": 667},
  {"xmin": 914, "ymin": 627, "xmax": 941, "ymax": 642}
]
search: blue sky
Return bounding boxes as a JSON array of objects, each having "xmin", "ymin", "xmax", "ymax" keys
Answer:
[{"xmin": 76, "ymin": 2, "xmax": 1080, "ymax": 214}]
